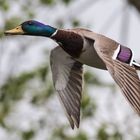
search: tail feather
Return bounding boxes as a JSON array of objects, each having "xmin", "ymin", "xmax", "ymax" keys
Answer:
[{"xmin": 133, "ymin": 61, "xmax": 140, "ymax": 70}]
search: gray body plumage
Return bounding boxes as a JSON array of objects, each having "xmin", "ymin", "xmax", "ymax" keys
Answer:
[{"xmin": 50, "ymin": 28, "xmax": 140, "ymax": 129}]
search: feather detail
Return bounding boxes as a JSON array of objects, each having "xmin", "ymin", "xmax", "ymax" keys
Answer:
[
  {"xmin": 50, "ymin": 46, "xmax": 83, "ymax": 129},
  {"xmin": 51, "ymin": 30, "xmax": 83, "ymax": 58},
  {"xmin": 94, "ymin": 43, "xmax": 140, "ymax": 116}
]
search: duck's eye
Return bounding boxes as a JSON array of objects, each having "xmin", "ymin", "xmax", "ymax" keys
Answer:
[{"xmin": 28, "ymin": 21, "xmax": 33, "ymax": 25}]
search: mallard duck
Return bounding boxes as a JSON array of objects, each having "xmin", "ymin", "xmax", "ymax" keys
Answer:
[{"xmin": 5, "ymin": 20, "xmax": 140, "ymax": 129}]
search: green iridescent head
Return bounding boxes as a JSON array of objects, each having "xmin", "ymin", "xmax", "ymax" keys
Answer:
[{"xmin": 4, "ymin": 20, "xmax": 57, "ymax": 37}]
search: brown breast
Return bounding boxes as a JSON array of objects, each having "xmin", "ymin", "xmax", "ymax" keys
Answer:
[{"xmin": 51, "ymin": 30, "xmax": 84, "ymax": 58}]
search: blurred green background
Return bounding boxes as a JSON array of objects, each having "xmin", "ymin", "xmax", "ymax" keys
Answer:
[{"xmin": 0, "ymin": 0, "xmax": 140, "ymax": 140}]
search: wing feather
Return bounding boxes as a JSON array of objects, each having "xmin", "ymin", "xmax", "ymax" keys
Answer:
[
  {"xmin": 73, "ymin": 28, "xmax": 140, "ymax": 115},
  {"xmin": 50, "ymin": 46, "xmax": 83, "ymax": 129},
  {"xmin": 94, "ymin": 44, "xmax": 140, "ymax": 115}
]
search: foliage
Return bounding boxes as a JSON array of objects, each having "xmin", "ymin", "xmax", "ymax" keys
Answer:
[
  {"xmin": 51, "ymin": 127, "xmax": 88, "ymax": 140},
  {"xmin": 96, "ymin": 124, "xmax": 123, "ymax": 140},
  {"xmin": 0, "ymin": 0, "xmax": 140, "ymax": 140}
]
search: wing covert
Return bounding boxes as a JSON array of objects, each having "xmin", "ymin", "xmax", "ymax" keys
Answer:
[{"xmin": 94, "ymin": 44, "xmax": 140, "ymax": 115}]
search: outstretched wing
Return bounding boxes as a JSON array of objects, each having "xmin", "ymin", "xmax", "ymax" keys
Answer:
[
  {"xmin": 50, "ymin": 46, "xmax": 83, "ymax": 129},
  {"xmin": 94, "ymin": 43, "xmax": 140, "ymax": 115}
]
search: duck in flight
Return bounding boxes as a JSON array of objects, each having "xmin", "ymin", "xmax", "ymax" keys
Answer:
[{"xmin": 5, "ymin": 20, "xmax": 140, "ymax": 129}]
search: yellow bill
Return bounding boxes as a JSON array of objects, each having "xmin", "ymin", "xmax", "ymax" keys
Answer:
[{"xmin": 4, "ymin": 25, "xmax": 25, "ymax": 35}]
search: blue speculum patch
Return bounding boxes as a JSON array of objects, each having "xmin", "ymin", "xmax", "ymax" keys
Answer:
[{"xmin": 117, "ymin": 46, "xmax": 132, "ymax": 64}]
